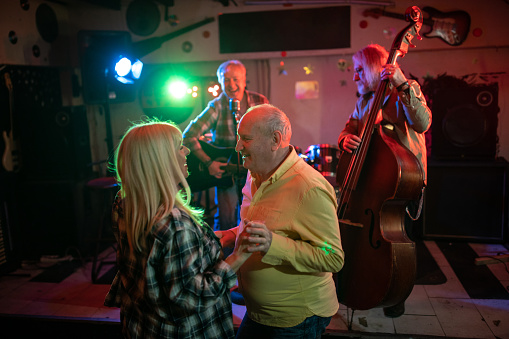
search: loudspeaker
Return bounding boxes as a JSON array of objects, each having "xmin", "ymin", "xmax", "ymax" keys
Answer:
[
  {"xmin": 19, "ymin": 105, "xmax": 92, "ymax": 181},
  {"xmin": 431, "ymin": 84, "xmax": 499, "ymax": 160},
  {"xmin": 15, "ymin": 180, "xmax": 87, "ymax": 259},
  {"xmin": 423, "ymin": 161, "xmax": 508, "ymax": 242},
  {"xmin": 1, "ymin": 66, "xmax": 91, "ymax": 180}
]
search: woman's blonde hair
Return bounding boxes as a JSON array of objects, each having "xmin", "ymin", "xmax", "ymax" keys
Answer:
[{"xmin": 113, "ymin": 120, "xmax": 203, "ymax": 252}]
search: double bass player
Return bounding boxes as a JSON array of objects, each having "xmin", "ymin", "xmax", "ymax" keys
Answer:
[{"xmin": 337, "ymin": 43, "xmax": 432, "ymax": 317}]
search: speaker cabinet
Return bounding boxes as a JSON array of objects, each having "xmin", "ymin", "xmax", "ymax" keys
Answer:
[
  {"xmin": 431, "ymin": 84, "xmax": 499, "ymax": 160},
  {"xmin": 19, "ymin": 105, "xmax": 92, "ymax": 181},
  {"xmin": 15, "ymin": 180, "xmax": 87, "ymax": 259},
  {"xmin": 423, "ymin": 161, "xmax": 508, "ymax": 242}
]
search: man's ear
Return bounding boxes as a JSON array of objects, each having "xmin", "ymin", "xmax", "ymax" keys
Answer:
[{"xmin": 271, "ymin": 131, "xmax": 283, "ymax": 151}]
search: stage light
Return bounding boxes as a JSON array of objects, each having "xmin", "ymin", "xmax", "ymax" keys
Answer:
[
  {"xmin": 113, "ymin": 55, "xmax": 144, "ymax": 85},
  {"xmin": 168, "ymin": 80, "xmax": 188, "ymax": 99},
  {"xmin": 114, "ymin": 57, "xmax": 131, "ymax": 77},
  {"xmin": 78, "ymin": 31, "xmax": 138, "ymax": 104},
  {"xmin": 131, "ymin": 60, "xmax": 143, "ymax": 79},
  {"xmin": 207, "ymin": 83, "xmax": 220, "ymax": 97}
]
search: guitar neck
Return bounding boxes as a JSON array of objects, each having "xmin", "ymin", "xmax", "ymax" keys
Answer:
[{"xmin": 380, "ymin": 10, "xmax": 433, "ymax": 26}]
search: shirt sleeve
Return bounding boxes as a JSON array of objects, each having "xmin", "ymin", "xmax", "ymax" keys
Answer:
[
  {"xmin": 398, "ymin": 80, "xmax": 432, "ymax": 134},
  {"xmin": 155, "ymin": 219, "xmax": 237, "ymax": 314},
  {"xmin": 338, "ymin": 115, "xmax": 360, "ymax": 150},
  {"xmin": 183, "ymin": 103, "xmax": 219, "ymax": 152},
  {"xmin": 261, "ymin": 186, "xmax": 344, "ymax": 273}
]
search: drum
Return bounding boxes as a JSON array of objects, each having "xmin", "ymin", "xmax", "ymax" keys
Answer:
[{"xmin": 305, "ymin": 144, "xmax": 340, "ymax": 178}]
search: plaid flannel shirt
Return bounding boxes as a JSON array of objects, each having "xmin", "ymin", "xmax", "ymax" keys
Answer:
[
  {"xmin": 104, "ymin": 196, "xmax": 237, "ymax": 338},
  {"xmin": 183, "ymin": 90, "xmax": 269, "ymax": 150}
]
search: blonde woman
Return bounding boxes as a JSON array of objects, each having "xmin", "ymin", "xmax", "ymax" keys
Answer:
[{"xmin": 104, "ymin": 121, "xmax": 251, "ymax": 338}]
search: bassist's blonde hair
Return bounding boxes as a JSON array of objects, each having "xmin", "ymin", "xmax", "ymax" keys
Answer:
[{"xmin": 353, "ymin": 44, "xmax": 392, "ymax": 92}]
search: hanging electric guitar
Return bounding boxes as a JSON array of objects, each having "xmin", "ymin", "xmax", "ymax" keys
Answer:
[
  {"xmin": 2, "ymin": 72, "xmax": 20, "ymax": 173},
  {"xmin": 186, "ymin": 139, "xmax": 247, "ymax": 192},
  {"xmin": 363, "ymin": 6, "xmax": 471, "ymax": 46}
]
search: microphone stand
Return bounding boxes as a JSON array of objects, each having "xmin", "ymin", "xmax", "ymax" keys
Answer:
[{"xmin": 230, "ymin": 99, "xmax": 243, "ymax": 212}]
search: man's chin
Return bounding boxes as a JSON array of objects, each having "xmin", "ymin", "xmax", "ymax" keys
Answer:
[{"xmin": 241, "ymin": 158, "xmax": 251, "ymax": 170}]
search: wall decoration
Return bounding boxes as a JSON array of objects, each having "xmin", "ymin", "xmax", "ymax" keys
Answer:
[
  {"xmin": 472, "ymin": 28, "xmax": 483, "ymax": 38},
  {"xmin": 303, "ymin": 64, "xmax": 314, "ymax": 75},
  {"xmin": 8, "ymin": 31, "xmax": 18, "ymax": 44},
  {"xmin": 182, "ymin": 41, "xmax": 193, "ymax": 53},
  {"xmin": 337, "ymin": 59, "xmax": 348, "ymax": 72},
  {"xmin": 278, "ymin": 61, "xmax": 287, "ymax": 76},
  {"xmin": 295, "ymin": 81, "xmax": 319, "ymax": 100},
  {"xmin": 363, "ymin": 6, "xmax": 471, "ymax": 46},
  {"xmin": 32, "ymin": 45, "xmax": 40, "ymax": 58},
  {"xmin": 167, "ymin": 14, "xmax": 179, "ymax": 27},
  {"xmin": 383, "ymin": 27, "xmax": 396, "ymax": 40}
]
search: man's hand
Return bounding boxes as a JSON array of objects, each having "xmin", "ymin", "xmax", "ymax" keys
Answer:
[
  {"xmin": 244, "ymin": 220, "xmax": 272, "ymax": 254},
  {"xmin": 341, "ymin": 134, "xmax": 362, "ymax": 153},
  {"xmin": 208, "ymin": 160, "xmax": 227, "ymax": 179},
  {"xmin": 381, "ymin": 64, "xmax": 407, "ymax": 89}
]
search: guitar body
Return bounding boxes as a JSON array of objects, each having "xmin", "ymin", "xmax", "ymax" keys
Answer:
[
  {"xmin": 363, "ymin": 6, "xmax": 471, "ymax": 46},
  {"xmin": 422, "ymin": 7, "xmax": 471, "ymax": 46},
  {"xmin": 186, "ymin": 140, "xmax": 246, "ymax": 192},
  {"xmin": 2, "ymin": 131, "xmax": 13, "ymax": 172}
]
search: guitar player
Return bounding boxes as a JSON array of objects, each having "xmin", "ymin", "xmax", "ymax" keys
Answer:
[{"xmin": 183, "ymin": 60, "xmax": 269, "ymax": 234}]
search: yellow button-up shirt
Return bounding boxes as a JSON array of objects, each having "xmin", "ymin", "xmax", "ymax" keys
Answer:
[{"xmin": 237, "ymin": 147, "xmax": 344, "ymax": 327}]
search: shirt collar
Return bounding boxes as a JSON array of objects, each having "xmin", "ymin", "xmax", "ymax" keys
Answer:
[{"xmin": 252, "ymin": 145, "xmax": 298, "ymax": 186}]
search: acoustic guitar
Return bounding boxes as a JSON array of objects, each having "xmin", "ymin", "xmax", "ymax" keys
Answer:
[
  {"xmin": 363, "ymin": 6, "xmax": 471, "ymax": 46},
  {"xmin": 186, "ymin": 139, "xmax": 247, "ymax": 192}
]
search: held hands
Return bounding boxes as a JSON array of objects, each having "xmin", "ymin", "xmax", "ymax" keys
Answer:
[
  {"xmin": 381, "ymin": 64, "xmax": 407, "ymax": 89},
  {"xmin": 208, "ymin": 160, "xmax": 227, "ymax": 179},
  {"xmin": 220, "ymin": 221, "xmax": 273, "ymax": 271},
  {"xmin": 215, "ymin": 219, "xmax": 273, "ymax": 257}
]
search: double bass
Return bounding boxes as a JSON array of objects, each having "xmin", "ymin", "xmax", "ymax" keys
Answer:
[{"xmin": 335, "ymin": 7, "xmax": 424, "ymax": 311}]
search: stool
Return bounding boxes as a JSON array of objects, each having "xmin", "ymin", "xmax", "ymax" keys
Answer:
[{"xmin": 86, "ymin": 176, "xmax": 118, "ymax": 283}]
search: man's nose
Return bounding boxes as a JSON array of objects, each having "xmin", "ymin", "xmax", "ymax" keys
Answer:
[
  {"xmin": 235, "ymin": 139, "xmax": 243, "ymax": 152},
  {"xmin": 354, "ymin": 73, "xmax": 360, "ymax": 81}
]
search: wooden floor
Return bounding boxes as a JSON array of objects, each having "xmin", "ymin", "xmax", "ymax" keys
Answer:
[{"xmin": 1, "ymin": 240, "xmax": 508, "ymax": 338}]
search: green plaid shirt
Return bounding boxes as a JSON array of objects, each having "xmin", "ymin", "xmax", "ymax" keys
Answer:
[
  {"xmin": 183, "ymin": 90, "xmax": 269, "ymax": 150},
  {"xmin": 104, "ymin": 196, "xmax": 237, "ymax": 338}
]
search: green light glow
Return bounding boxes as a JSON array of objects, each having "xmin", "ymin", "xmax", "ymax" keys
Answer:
[
  {"xmin": 167, "ymin": 80, "xmax": 188, "ymax": 99},
  {"xmin": 321, "ymin": 241, "xmax": 335, "ymax": 255}
]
